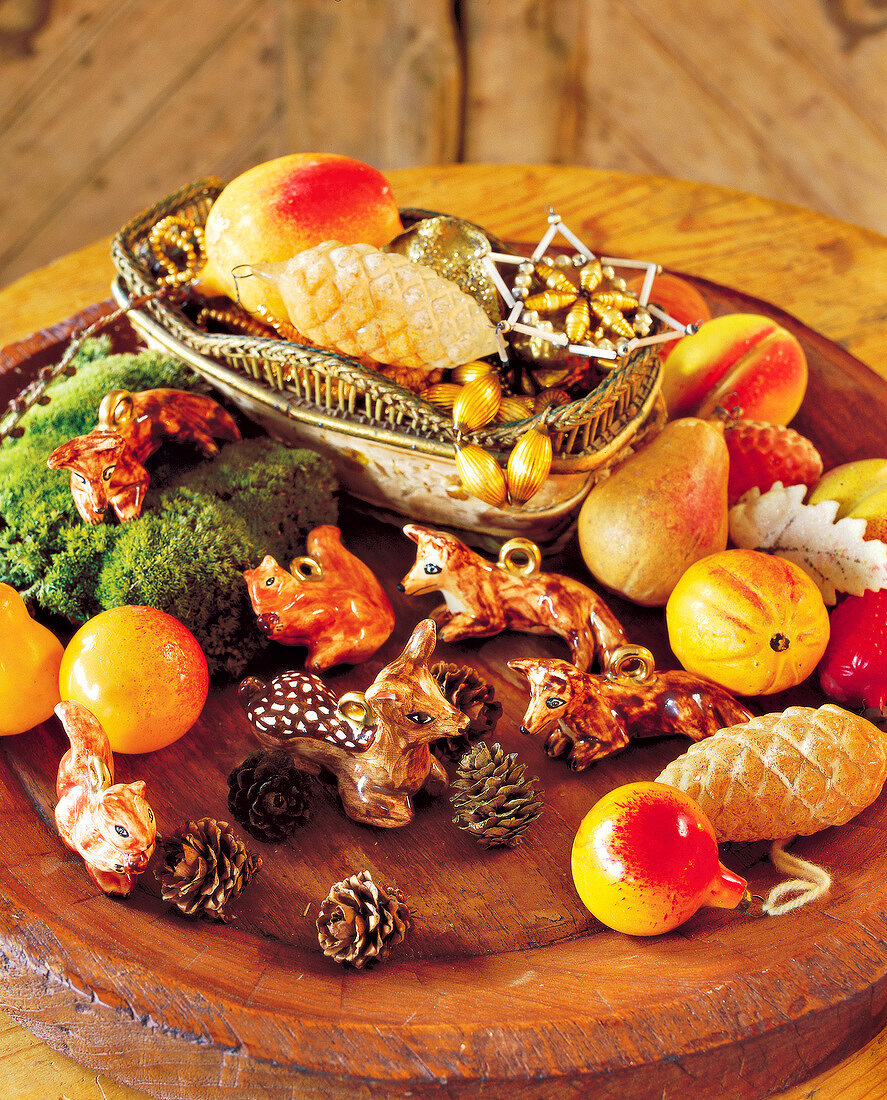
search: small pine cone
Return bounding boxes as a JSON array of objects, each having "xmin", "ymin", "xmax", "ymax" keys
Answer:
[
  {"xmin": 431, "ymin": 661, "xmax": 502, "ymax": 758},
  {"xmin": 316, "ymin": 870, "xmax": 411, "ymax": 969},
  {"xmin": 725, "ymin": 420, "xmax": 823, "ymax": 506},
  {"xmin": 158, "ymin": 818, "xmax": 261, "ymax": 921},
  {"xmin": 227, "ymin": 749, "xmax": 311, "ymax": 842},
  {"xmin": 451, "ymin": 742, "xmax": 544, "ymax": 848}
]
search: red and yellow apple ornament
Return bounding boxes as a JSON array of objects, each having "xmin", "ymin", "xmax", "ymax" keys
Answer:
[{"xmin": 571, "ymin": 782, "xmax": 747, "ymax": 936}]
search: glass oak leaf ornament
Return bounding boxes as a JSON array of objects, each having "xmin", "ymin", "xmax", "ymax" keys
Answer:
[{"xmin": 728, "ymin": 481, "xmax": 887, "ymax": 603}]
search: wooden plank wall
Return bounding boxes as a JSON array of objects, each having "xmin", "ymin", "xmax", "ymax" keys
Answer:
[{"xmin": 1, "ymin": 0, "xmax": 886, "ymax": 290}]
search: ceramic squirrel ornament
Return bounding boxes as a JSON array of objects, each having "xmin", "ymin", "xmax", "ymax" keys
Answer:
[
  {"xmin": 510, "ymin": 645, "xmax": 754, "ymax": 771},
  {"xmin": 243, "ymin": 525, "xmax": 394, "ymax": 670},
  {"xmin": 47, "ymin": 387, "xmax": 240, "ymax": 524},
  {"xmin": 239, "ymin": 619, "xmax": 467, "ymax": 827},
  {"xmin": 54, "ymin": 700, "xmax": 157, "ymax": 895},
  {"xmin": 398, "ymin": 524, "xmax": 629, "ymax": 671}
]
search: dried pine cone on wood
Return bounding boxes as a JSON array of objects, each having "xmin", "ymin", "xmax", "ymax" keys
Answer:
[
  {"xmin": 227, "ymin": 749, "xmax": 311, "ymax": 842},
  {"xmin": 431, "ymin": 661, "xmax": 502, "ymax": 759},
  {"xmin": 657, "ymin": 703, "xmax": 887, "ymax": 842},
  {"xmin": 159, "ymin": 817, "xmax": 261, "ymax": 921},
  {"xmin": 451, "ymin": 742, "xmax": 544, "ymax": 848},
  {"xmin": 316, "ymin": 870, "xmax": 411, "ymax": 969}
]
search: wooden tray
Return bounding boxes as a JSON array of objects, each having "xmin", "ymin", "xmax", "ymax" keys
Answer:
[{"xmin": 2, "ymin": 278, "xmax": 886, "ymax": 1100}]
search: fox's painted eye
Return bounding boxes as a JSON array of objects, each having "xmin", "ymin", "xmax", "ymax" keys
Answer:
[
  {"xmin": 102, "ymin": 464, "xmax": 116, "ymax": 482},
  {"xmin": 545, "ymin": 696, "xmax": 566, "ymax": 710},
  {"xmin": 73, "ymin": 471, "xmax": 86, "ymax": 485},
  {"xmin": 406, "ymin": 711, "xmax": 433, "ymax": 724},
  {"xmin": 265, "ymin": 576, "xmax": 276, "ymax": 586},
  {"xmin": 423, "ymin": 563, "xmax": 442, "ymax": 575},
  {"xmin": 115, "ymin": 824, "xmax": 129, "ymax": 837}
]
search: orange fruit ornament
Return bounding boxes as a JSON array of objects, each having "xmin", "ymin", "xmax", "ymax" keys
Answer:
[
  {"xmin": 59, "ymin": 605, "xmax": 209, "ymax": 753},
  {"xmin": 665, "ymin": 549, "xmax": 830, "ymax": 695}
]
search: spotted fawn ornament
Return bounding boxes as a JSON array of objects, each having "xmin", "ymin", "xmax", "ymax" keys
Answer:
[{"xmin": 238, "ymin": 619, "xmax": 467, "ymax": 827}]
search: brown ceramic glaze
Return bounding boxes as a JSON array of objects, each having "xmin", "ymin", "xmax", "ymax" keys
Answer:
[
  {"xmin": 46, "ymin": 387, "xmax": 240, "ymax": 524},
  {"xmin": 399, "ymin": 524, "xmax": 629, "ymax": 670},
  {"xmin": 239, "ymin": 618, "xmax": 467, "ymax": 827},
  {"xmin": 242, "ymin": 525, "xmax": 395, "ymax": 670},
  {"xmin": 510, "ymin": 645, "xmax": 754, "ymax": 770},
  {"xmin": 53, "ymin": 700, "xmax": 156, "ymax": 896},
  {"xmin": 97, "ymin": 387, "xmax": 240, "ymax": 461},
  {"xmin": 46, "ymin": 428, "xmax": 149, "ymax": 523}
]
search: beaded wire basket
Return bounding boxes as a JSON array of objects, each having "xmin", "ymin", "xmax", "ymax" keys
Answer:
[{"xmin": 110, "ymin": 178, "xmax": 665, "ymax": 545}]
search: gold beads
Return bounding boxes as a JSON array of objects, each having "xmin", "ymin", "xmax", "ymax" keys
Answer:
[
  {"xmin": 455, "ymin": 444, "xmax": 508, "ymax": 508},
  {"xmin": 420, "ymin": 382, "xmax": 462, "ymax": 413},
  {"xmin": 148, "ymin": 215, "xmax": 205, "ymax": 286},
  {"xmin": 452, "ymin": 360, "xmax": 495, "ymax": 385},
  {"xmin": 452, "ymin": 372, "xmax": 502, "ymax": 432},
  {"xmin": 506, "ymin": 427, "xmax": 553, "ymax": 506}
]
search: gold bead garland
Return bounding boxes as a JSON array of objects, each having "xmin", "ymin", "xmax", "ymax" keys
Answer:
[{"xmin": 147, "ymin": 214, "xmax": 206, "ymax": 287}]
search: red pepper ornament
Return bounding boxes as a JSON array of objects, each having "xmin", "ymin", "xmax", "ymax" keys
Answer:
[
  {"xmin": 571, "ymin": 781, "xmax": 747, "ymax": 936},
  {"xmin": 819, "ymin": 589, "xmax": 887, "ymax": 709}
]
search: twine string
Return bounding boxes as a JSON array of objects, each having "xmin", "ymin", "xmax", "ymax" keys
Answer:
[{"xmin": 762, "ymin": 837, "xmax": 832, "ymax": 916}]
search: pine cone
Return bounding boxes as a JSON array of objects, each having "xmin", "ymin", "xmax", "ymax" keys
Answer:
[
  {"xmin": 316, "ymin": 870, "xmax": 411, "ymax": 969},
  {"xmin": 260, "ymin": 240, "xmax": 498, "ymax": 385},
  {"xmin": 227, "ymin": 749, "xmax": 311, "ymax": 842},
  {"xmin": 657, "ymin": 704, "xmax": 887, "ymax": 842},
  {"xmin": 431, "ymin": 661, "xmax": 502, "ymax": 758},
  {"xmin": 158, "ymin": 818, "xmax": 261, "ymax": 921},
  {"xmin": 451, "ymin": 742, "xmax": 544, "ymax": 848}
]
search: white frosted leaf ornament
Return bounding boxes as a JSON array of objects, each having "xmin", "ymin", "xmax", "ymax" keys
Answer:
[{"xmin": 728, "ymin": 482, "xmax": 887, "ymax": 604}]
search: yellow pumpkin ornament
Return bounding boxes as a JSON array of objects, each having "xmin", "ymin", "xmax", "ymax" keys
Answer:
[{"xmin": 665, "ymin": 549, "xmax": 830, "ymax": 695}]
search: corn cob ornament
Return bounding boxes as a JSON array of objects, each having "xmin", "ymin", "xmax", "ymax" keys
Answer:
[{"xmin": 252, "ymin": 242, "xmax": 498, "ymax": 390}]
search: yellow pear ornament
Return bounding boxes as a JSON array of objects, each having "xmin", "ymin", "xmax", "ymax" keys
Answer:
[
  {"xmin": 577, "ymin": 417, "xmax": 729, "ymax": 606},
  {"xmin": 0, "ymin": 583, "xmax": 64, "ymax": 735}
]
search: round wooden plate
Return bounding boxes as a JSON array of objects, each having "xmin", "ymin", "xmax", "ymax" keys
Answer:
[{"xmin": 1, "ymin": 279, "xmax": 886, "ymax": 1100}]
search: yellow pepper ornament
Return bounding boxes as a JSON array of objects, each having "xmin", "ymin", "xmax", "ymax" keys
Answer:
[{"xmin": 0, "ymin": 582, "xmax": 64, "ymax": 736}]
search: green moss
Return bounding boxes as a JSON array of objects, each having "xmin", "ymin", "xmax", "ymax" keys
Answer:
[{"xmin": 0, "ymin": 341, "xmax": 337, "ymax": 677}]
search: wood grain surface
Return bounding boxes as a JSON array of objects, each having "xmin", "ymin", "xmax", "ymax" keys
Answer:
[
  {"xmin": 2, "ymin": 1, "xmax": 886, "ymax": 286},
  {"xmin": 1, "ymin": 164, "xmax": 887, "ymax": 1100}
]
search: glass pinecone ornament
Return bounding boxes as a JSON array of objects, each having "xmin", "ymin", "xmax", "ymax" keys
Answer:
[
  {"xmin": 227, "ymin": 749, "xmax": 310, "ymax": 842},
  {"xmin": 158, "ymin": 817, "xmax": 261, "ymax": 922},
  {"xmin": 316, "ymin": 870, "xmax": 411, "ymax": 969},
  {"xmin": 451, "ymin": 742, "xmax": 544, "ymax": 848},
  {"xmin": 431, "ymin": 661, "xmax": 502, "ymax": 759}
]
